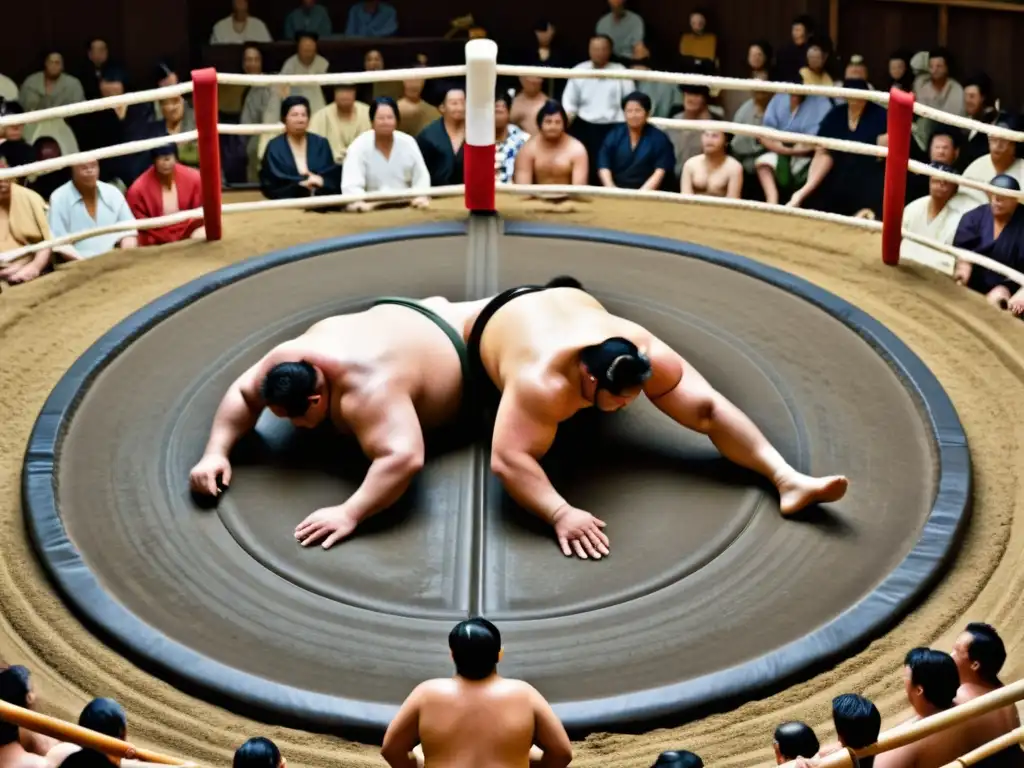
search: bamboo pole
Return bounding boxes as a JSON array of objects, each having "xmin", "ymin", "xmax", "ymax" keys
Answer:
[{"xmin": 937, "ymin": 727, "xmax": 1024, "ymax": 768}]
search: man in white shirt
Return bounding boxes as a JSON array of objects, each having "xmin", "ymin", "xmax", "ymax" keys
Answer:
[
  {"xmin": 342, "ymin": 97, "xmax": 430, "ymax": 213},
  {"xmin": 961, "ymin": 114, "xmax": 1024, "ymax": 206},
  {"xmin": 595, "ymin": 0, "xmax": 645, "ymax": 61},
  {"xmin": 210, "ymin": 0, "xmax": 273, "ymax": 44},
  {"xmin": 913, "ymin": 48, "xmax": 965, "ymax": 117},
  {"xmin": 48, "ymin": 160, "xmax": 138, "ymax": 260},
  {"xmin": 900, "ymin": 163, "xmax": 974, "ymax": 270},
  {"xmin": 562, "ymin": 35, "xmax": 634, "ymax": 185}
]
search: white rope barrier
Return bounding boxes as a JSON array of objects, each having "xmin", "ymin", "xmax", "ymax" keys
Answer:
[
  {"xmin": 496, "ymin": 65, "xmax": 892, "ymax": 106},
  {"xmin": 0, "ymin": 131, "xmax": 199, "ymax": 181},
  {"xmin": 0, "ymin": 83, "xmax": 194, "ymax": 129},
  {"xmin": 215, "ymin": 65, "xmax": 467, "ymax": 87},
  {"xmin": 907, "ymin": 159, "xmax": 1024, "ymax": 201},
  {"xmin": 217, "ymin": 123, "xmax": 284, "ymax": 136},
  {"xmin": 901, "ymin": 229, "xmax": 1024, "ymax": 286},
  {"xmin": 913, "ymin": 102, "xmax": 1024, "ymax": 143}
]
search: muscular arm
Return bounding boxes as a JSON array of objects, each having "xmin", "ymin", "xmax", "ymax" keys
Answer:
[
  {"xmin": 531, "ymin": 686, "xmax": 573, "ymax": 768},
  {"xmin": 514, "ymin": 144, "xmax": 535, "ymax": 185},
  {"xmin": 726, "ymin": 159, "xmax": 744, "ymax": 199},
  {"xmin": 200, "ymin": 360, "xmax": 269, "ymax": 460},
  {"xmin": 681, "ymin": 159, "xmax": 695, "ymax": 194},
  {"xmin": 570, "ymin": 144, "xmax": 589, "ymax": 186},
  {"xmin": 381, "ymin": 684, "xmax": 422, "ymax": 768}
]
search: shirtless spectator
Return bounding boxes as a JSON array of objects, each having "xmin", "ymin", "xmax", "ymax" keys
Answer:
[
  {"xmin": 463, "ymin": 277, "xmax": 848, "ymax": 559},
  {"xmin": 510, "ymin": 77, "xmax": 547, "ymax": 136},
  {"xmin": 188, "ymin": 295, "xmax": 487, "ymax": 548},
  {"xmin": 773, "ymin": 722, "xmax": 819, "ymax": 763},
  {"xmin": 961, "ymin": 114, "xmax": 1024, "ymax": 206},
  {"xmin": 514, "ymin": 101, "xmax": 588, "ymax": 194},
  {"xmin": 682, "ymin": 129, "xmax": 743, "ymax": 198},
  {"xmin": 596, "ymin": 91, "xmax": 674, "ymax": 191},
  {"xmin": 668, "ymin": 86, "xmax": 713, "ymax": 181},
  {"xmin": 875, "ymin": 649, "xmax": 975, "ymax": 768},
  {"xmin": 381, "ymin": 618, "xmax": 572, "ymax": 768},
  {"xmin": 0, "ymin": 667, "xmax": 49, "ymax": 768},
  {"xmin": 45, "ymin": 699, "xmax": 126, "ymax": 768},
  {"xmin": 397, "ymin": 79, "xmax": 440, "ymax": 138}
]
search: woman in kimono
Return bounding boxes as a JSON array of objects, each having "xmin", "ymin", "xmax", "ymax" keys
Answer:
[
  {"xmin": 18, "ymin": 52, "xmax": 85, "ymax": 112},
  {"xmin": 259, "ymin": 96, "xmax": 341, "ymax": 200}
]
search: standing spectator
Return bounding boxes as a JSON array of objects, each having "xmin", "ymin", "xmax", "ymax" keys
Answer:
[
  {"xmin": 887, "ymin": 51, "xmax": 915, "ymax": 92},
  {"xmin": 596, "ymin": 0, "xmax": 645, "ymax": 62},
  {"xmin": 47, "ymin": 160, "xmax": 138, "ymax": 260},
  {"xmin": 310, "ymin": 84, "xmax": 371, "ymax": 164},
  {"xmin": 597, "ymin": 91, "xmax": 674, "ymax": 190},
  {"xmin": 914, "ymin": 49, "xmax": 965, "ymax": 117},
  {"xmin": 495, "ymin": 93, "xmax": 528, "ymax": 184},
  {"xmin": 210, "ymin": 0, "xmax": 273, "ymax": 44},
  {"xmin": 773, "ymin": 722, "xmax": 820, "ymax": 764},
  {"xmin": 747, "ymin": 42, "xmax": 773, "ymax": 79},
  {"xmin": 19, "ymin": 52, "xmax": 85, "ymax": 113},
  {"xmin": 345, "ymin": 1, "xmax": 398, "ymax": 37},
  {"xmin": 396, "ymin": 78, "xmax": 440, "ymax": 137},
  {"xmin": 79, "ymin": 38, "xmax": 111, "ymax": 100},
  {"xmin": 417, "ymin": 87, "xmax": 466, "ymax": 187},
  {"xmin": 0, "ymin": 153, "xmax": 53, "ymax": 285},
  {"xmin": 731, "ymin": 72, "xmax": 772, "ymax": 177},
  {"xmin": 682, "ymin": 129, "xmax": 743, "ymax": 198},
  {"xmin": 260, "ymin": 96, "xmax": 341, "ymax": 200},
  {"xmin": 953, "ymin": 174, "xmax": 1024, "ymax": 316},
  {"xmin": 900, "ymin": 163, "xmax": 972, "ymax": 265},
  {"xmin": 510, "ymin": 77, "xmax": 547, "ymax": 135},
  {"xmin": 514, "ymin": 101, "xmax": 588, "ymax": 188},
  {"xmin": 126, "ymin": 146, "xmax": 205, "ymax": 247},
  {"xmin": 961, "ymin": 113, "xmax": 1024, "ymax": 206},
  {"xmin": 960, "ymin": 74, "xmax": 1000, "ymax": 170},
  {"xmin": 679, "ymin": 8, "xmax": 717, "ymax": 69},
  {"xmin": 668, "ymin": 85, "xmax": 714, "ymax": 181},
  {"xmin": 341, "ymin": 97, "xmax": 430, "ymax": 212},
  {"xmin": 0, "ymin": 668, "xmax": 47, "ymax": 768},
  {"xmin": 800, "ymin": 38, "xmax": 834, "ymax": 86},
  {"xmin": 284, "ymin": 0, "xmax": 332, "ymax": 41},
  {"xmin": 563, "ymin": 35, "xmax": 634, "ymax": 184},
  {"xmin": 631, "ymin": 43, "xmax": 680, "ymax": 119},
  {"xmin": 776, "ymin": 15, "xmax": 815, "ymax": 82}
]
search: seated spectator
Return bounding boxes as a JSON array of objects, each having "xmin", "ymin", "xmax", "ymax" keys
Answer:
[
  {"xmin": 901, "ymin": 164, "xmax": 973, "ymax": 265},
  {"xmin": 652, "ymin": 751, "xmax": 703, "ymax": 768},
  {"xmin": 774, "ymin": 722, "xmax": 819, "ymax": 763},
  {"xmin": 0, "ymin": 103, "xmax": 34, "ymax": 168},
  {"xmin": 234, "ymin": 738, "xmax": 283, "ymax": 768},
  {"xmin": 631, "ymin": 43, "xmax": 680, "ymax": 119},
  {"xmin": 954, "ymin": 174, "xmax": 1024, "ymax": 316},
  {"xmin": 27, "ymin": 139, "xmax": 71, "ymax": 202},
  {"xmin": 789, "ymin": 80, "xmax": 887, "ymax": 216},
  {"xmin": 77, "ymin": 38, "xmax": 111, "ymax": 100},
  {"xmin": 149, "ymin": 61, "xmax": 183, "ymax": 122},
  {"xmin": 0, "ymin": 667, "xmax": 46, "ymax": 768},
  {"xmin": 776, "ymin": 15, "xmax": 815, "ymax": 82},
  {"xmin": 57, "ymin": 751, "xmax": 113, "ymax": 768},
  {"xmin": 829, "ymin": 694, "xmax": 881, "ymax": 768},
  {"xmin": 596, "ymin": 0, "xmax": 645, "ymax": 62},
  {"xmin": 960, "ymin": 74, "xmax": 1000, "ymax": 170},
  {"xmin": 210, "ymin": 0, "xmax": 272, "ymax": 44},
  {"xmin": 278, "ymin": 33, "xmax": 329, "ymax": 116},
  {"xmin": 381, "ymin": 618, "xmax": 572, "ymax": 768},
  {"xmin": 396, "ymin": 78, "xmax": 439, "ymax": 137},
  {"xmin": 19, "ymin": 52, "xmax": 85, "ymax": 113},
  {"xmin": 914, "ymin": 48, "xmax": 965, "ymax": 117},
  {"xmin": 239, "ymin": 46, "xmax": 273, "ymax": 181},
  {"xmin": 563, "ymin": 35, "xmax": 634, "ymax": 184},
  {"xmin": 888, "ymin": 50, "xmax": 915, "ymax": 92},
  {"xmin": 24, "ymin": 118, "xmax": 78, "ymax": 160},
  {"xmin": 842, "ymin": 55, "xmax": 870, "ymax": 87},
  {"xmin": 495, "ymin": 93, "xmax": 528, "ymax": 184},
  {"xmin": 682, "ymin": 129, "xmax": 742, "ymax": 198},
  {"xmin": 516, "ymin": 21, "xmax": 568, "ymax": 100},
  {"xmin": 361, "ymin": 49, "xmax": 402, "ymax": 102},
  {"xmin": 754, "ymin": 81, "xmax": 833, "ymax": 204},
  {"xmin": 514, "ymin": 101, "xmax": 588, "ymax": 188},
  {"xmin": 679, "ymin": 8, "xmax": 717, "ymax": 68},
  {"xmin": 260, "ymin": 96, "xmax": 341, "ymax": 200},
  {"xmin": 800, "ymin": 38, "xmax": 834, "ymax": 86},
  {"xmin": 284, "ymin": 0, "xmax": 332, "ymax": 41},
  {"xmin": 416, "ymin": 87, "xmax": 465, "ymax": 187},
  {"xmin": 345, "ymin": 0, "xmax": 398, "ymax": 37},
  {"xmin": 48, "ymin": 160, "xmax": 138, "ymax": 260},
  {"xmin": 510, "ymin": 77, "xmax": 547, "ymax": 136},
  {"xmin": 310, "ymin": 85, "xmax": 370, "ymax": 164},
  {"xmin": 0, "ymin": 72, "xmax": 17, "ymax": 102},
  {"xmin": 0, "ymin": 154, "xmax": 53, "ymax": 285},
  {"xmin": 907, "ymin": 126, "xmax": 963, "ymax": 202},
  {"xmin": 731, "ymin": 72, "xmax": 772, "ymax": 176},
  {"xmin": 341, "ymin": 98, "xmax": 430, "ymax": 211},
  {"xmin": 668, "ymin": 85, "xmax": 713, "ymax": 182},
  {"xmin": 747, "ymin": 42, "xmax": 773, "ymax": 80},
  {"xmin": 0, "ymin": 666, "xmax": 58, "ymax": 761},
  {"xmin": 961, "ymin": 114, "xmax": 1024, "ymax": 206},
  {"xmin": 126, "ymin": 146, "xmax": 205, "ymax": 247},
  {"xmin": 45, "ymin": 699, "xmax": 126, "ymax": 768},
  {"xmin": 154, "ymin": 96, "xmax": 199, "ymax": 169},
  {"xmin": 597, "ymin": 91, "xmax": 674, "ymax": 191}
]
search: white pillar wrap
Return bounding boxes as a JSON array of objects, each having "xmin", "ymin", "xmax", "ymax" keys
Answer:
[{"xmin": 465, "ymin": 39, "xmax": 498, "ymax": 147}]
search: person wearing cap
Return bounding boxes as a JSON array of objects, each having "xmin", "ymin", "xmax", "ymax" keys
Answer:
[
  {"xmin": 960, "ymin": 112, "xmax": 1024, "ymax": 206},
  {"xmin": 900, "ymin": 162, "xmax": 973, "ymax": 268},
  {"xmin": 125, "ymin": 146, "xmax": 205, "ymax": 247},
  {"xmin": 953, "ymin": 173, "xmax": 1024, "ymax": 316},
  {"xmin": 464, "ymin": 277, "xmax": 849, "ymax": 561},
  {"xmin": 382, "ymin": 618, "xmax": 572, "ymax": 768}
]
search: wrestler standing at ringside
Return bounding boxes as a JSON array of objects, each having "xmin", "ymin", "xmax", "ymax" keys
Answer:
[
  {"xmin": 189, "ymin": 296, "xmax": 490, "ymax": 549},
  {"xmin": 465, "ymin": 277, "xmax": 849, "ymax": 560}
]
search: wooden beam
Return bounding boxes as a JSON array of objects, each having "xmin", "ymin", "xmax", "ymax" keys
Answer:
[
  {"xmin": 829, "ymin": 0, "xmax": 840, "ymax": 47},
  {"xmin": 938, "ymin": 3, "xmax": 949, "ymax": 43},
  {"xmin": 875, "ymin": 0, "xmax": 1024, "ymax": 12}
]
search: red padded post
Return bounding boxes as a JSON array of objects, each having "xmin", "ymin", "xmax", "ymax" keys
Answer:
[
  {"xmin": 881, "ymin": 87, "xmax": 915, "ymax": 266},
  {"xmin": 191, "ymin": 67, "xmax": 223, "ymax": 241}
]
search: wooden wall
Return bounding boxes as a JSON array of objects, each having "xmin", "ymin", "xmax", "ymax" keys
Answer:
[{"xmin": 1, "ymin": 0, "xmax": 1023, "ymax": 109}]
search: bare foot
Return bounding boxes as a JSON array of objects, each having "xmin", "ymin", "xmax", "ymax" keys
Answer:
[{"xmin": 778, "ymin": 474, "xmax": 849, "ymax": 515}]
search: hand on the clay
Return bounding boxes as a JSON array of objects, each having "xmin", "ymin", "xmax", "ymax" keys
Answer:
[
  {"xmin": 295, "ymin": 505, "xmax": 360, "ymax": 549},
  {"xmin": 552, "ymin": 505, "xmax": 609, "ymax": 560},
  {"xmin": 189, "ymin": 453, "xmax": 232, "ymax": 496},
  {"xmin": 410, "ymin": 196, "xmax": 430, "ymax": 209},
  {"xmin": 347, "ymin": 200, "xmax": 371, "ymax": 212}
]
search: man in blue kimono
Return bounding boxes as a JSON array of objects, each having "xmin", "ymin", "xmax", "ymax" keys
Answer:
[{"xmin": 596, "ymin": 91, "xmax": 675, "ymax": 191}]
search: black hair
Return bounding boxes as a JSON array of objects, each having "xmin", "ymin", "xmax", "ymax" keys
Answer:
[
  {"xmin": 962, "ymin": 73, "xmax": 993, "ymax": 101},
  {"xmin": 60, "ymin": 749, "xmax": 116, "ymax": 768},
  {"xmin": 805, "ymin": 35, "xmax": 833, "ymax": 56},
  {"xmin": 905, "ymin": 648, "xmax": 960, "ymax": 710},
  {"xmin": 929, "ymin": 161, "xmax": 957, "ymax": 176},
  {"xmin": 774, "ymin": 722, "xmax": 820, "ymax": 761},
  {"xmin": 832, "ymin": 694, "xmax": 881, "ymax": 761},
  {"xmin": 680, "ymin": 84, "xmax": 711, "ymax": 99},
  {"xmin": 441, "ymin": 85, "xmax": 466, "ymax": 102},
  {"xmin": 991, "ymin": 174, "xmax": 1021, "ymax": 192},
  {"xmin": 334, "ymin": 82, "xmax": 357, "ymax": 92},
  {"xmin": 295, "ymin": 31, "xmax": 319, "ymax": 44},
  {"xmin": 536, "ymin": 99, "xmax": 569, "ymax": 130},
  {"xmin": 964, "ymin": 623, "xmax": 1007, "ymax": 684},
  {"xmin": 99, "ymin": 65, "xmax": 127, "ymax": 85},
  {"xmin": 546, "ymin": 275, "xmax": 584, "ymax": 289},
  {"xmin": 87, "ymin": 37, "xmax": 108, "ymax": 49},
  {"xmin": 591, "ymin": 34, "xmax": 615, "ymax": 50},
  {"xmin": 153, "ymin": 60, "xmax": 176, "ymax": 85},
  {"xmin": 533, "ymin": 19, "xmax": 552, "ymax": 32},
  {"xmin": 234, "ymin": 737, "xmax": 281, "ymax": 768},
  {"xmin": 260, "ymin": 362, "xmax": 318, "ymax": 417},
  {"xmin": 622, "ymin": 90, "xmax": 652, "ymax": 114},
  {"xmin": 580, "ymin": 337, "xmax": 653, "ymax": 395},
  {"xmin": 652, "ymin": 750, "xmax": 704, "ymax": 768},
  {"xmin": 280, "ymin": 95, "xmax": 311, "ymax": 123},
  {"xmin": 928, "ymin": 47, "xmax": 954, "ymax": 68},
  {"xmin": 495, "ymin": 90, "xmax": 513, "ymax": 111},
  {"xmin": 449, "ymin": 617, "xmax": 501, "ymax": 681},
  {"xmin": 1, "ymin": 100, "xmax": 24, "ymax": 116},
  {"xmin": 79, "ymin": 698, "xmax": 127, "ymax": 739},
  {"xmin": 150, "ymin": 144, "xmax": 178, "ymax": 161},
  {"xmin": 749, "ymin": 40, "xmax": 774, "ymax": 63},
  {"xmin": 0, "ymin": 666, "xmax": 31, "ymax": 745},
  {"xmin": 370, "ymin": 96, "xmax": 400, "ymax": 123},
  {"xmin": 992, "ymin": 111, "xmax": 1018, "ymax": 132},
  {"xmin": 792, "ymin": 14, "xmax": 816, "ymax": 30},
  {"xmin": 843, "ymin": 78, "xmax": 870, "ymax": 92},
  {"xmin": 929, "ymin": 125, "xmax": 962, "ymax": 149}
]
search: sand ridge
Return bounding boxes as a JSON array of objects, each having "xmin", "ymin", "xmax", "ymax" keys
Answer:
[{"xmin": 1, "ymin": 195, "xmax": 1023, "ymax": 768}]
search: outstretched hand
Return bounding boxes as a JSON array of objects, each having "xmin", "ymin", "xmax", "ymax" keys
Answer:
[
  {"xmin": 295, "ymin": 505, "xmax": 360, "ymax": 549},
  {"xmin": 552, "ymin": 505, "xmax": 609, "ymax": 560},
  {"xmin": 189, "ymin": 453, "xmax": 231, "ymax": 496}
]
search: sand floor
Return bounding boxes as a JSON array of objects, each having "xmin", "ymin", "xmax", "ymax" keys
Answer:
[{"xmin": 2, "ymin": 195, "xmax": 1024, "ymax": 768}]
